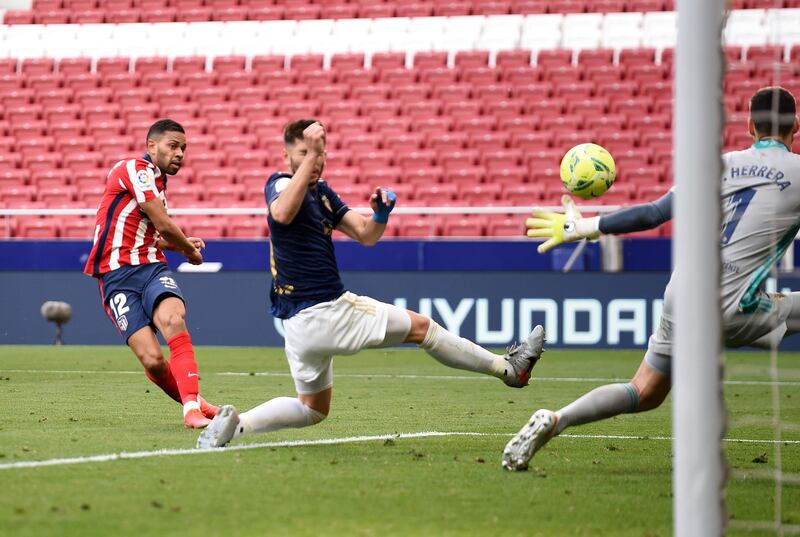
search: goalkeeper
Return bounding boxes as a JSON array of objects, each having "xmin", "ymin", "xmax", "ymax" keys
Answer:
[{"xmin": 503, "ymin": 86, "xmax": 800, "ymax": 471}]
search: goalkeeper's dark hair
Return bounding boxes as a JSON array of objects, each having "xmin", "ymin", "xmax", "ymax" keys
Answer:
[
  {"xmin": 749, "ymin": 86, "xmax": 797, "ymax": 138},
  {"xmin": 146, "ymin": 119, "xmax": 185, "ymax": 142},
  {"xmin": 283, "ymin": 119, "xmax": 318, "ymax": 145}
]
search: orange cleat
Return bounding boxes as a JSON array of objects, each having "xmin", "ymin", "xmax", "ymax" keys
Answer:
[
  {"xmin": 198, "ymin": 395, "xmax": 219, "ymax": 419},
  {"xmin": 184, "ymin": 408, "xmax": 212, "ymax": 429}
]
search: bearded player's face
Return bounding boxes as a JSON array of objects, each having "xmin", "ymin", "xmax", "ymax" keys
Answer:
[
  {"xmin": 148, "ymin": 131, "xmax": 186, "ymax": 175},
  {"xmin": 285, "ymin": 138, "xmax": 326, "ymax": 184}
]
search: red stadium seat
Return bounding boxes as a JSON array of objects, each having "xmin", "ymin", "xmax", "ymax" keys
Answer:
[
  {"xmin": 426, "ymin": 132, "xmax": 469, "ymax": 152},
  {"xmin": 21, "ymin": 58, "xmax": 55, "ymax": 76},
  {"xmin": 172, "ymin": 56, "xmax": 206, "ymax": 75},
  {"xmin": 227, "ymin": 219, "xmax": 267, "ymax": 239},
  {"xmin": 487, "ymin": 217, "xmax": 524, "ymax": 237},
  {"xmin": 460, "ymin": 67, "xmax": 500, "ymax": 85},
  {"xmin": 0, "ymin": 59, "xmax": 17, "ymax": 76},
  {"xmin": 395, "ymin": 3, "xmax": 434, "ymax": 17},
  {"xmin": 443, "ymin": 217, "xmax": 486, "ymax": 237},
  {"xmin": 132, "ymin": 56, "xmax": 168, "ymax": 74},
  {"xmin": 64, "ymin": 74, "xmax": 99, "ymax": 92},
  {"xmin": 371, "ymin": 52, "xmax": 406, "ymax": 71},
  {"xmin": 60, "ymin": 218, "xmax": 94, "ymax": 239},
  {"xmin": 331, "ymin": 53, "xmax": 365, "ymax": 71},
  {"xmin": 501, "ymin": 67, "xmax": 540, "ymax": 86},
  {"xmin": 26, "ymin": 74, "xmax": 65, "ymax": 92},
  {"xmin": 577, "ymin": 49, "xmax": 614, "ymax": 67},
  {"xmin": 619, "ymin": 48, "xmax": 657, "ymax": 66},
  {"xmin": 57, "ymin": 57, "xmax": 91, "ymax": 75},
  {"xmin": 746, "ymin": 45, "xmax": 786, "ymax": 64},
  {"xmin": 537, "ymin": 49, "xmax": 573, "ymax": 69},
  {"xmin": 289, "ymin": 54, "xmax": 324, "ymax": 72},
  {"xmin": 70, "ymin": 9, "xmax": 104, "ymax": 22},
  {"xmin": 3, "ymin": 10, "xmax": 36, "ymax": 24},
  {"xmin": 460, "ymin": 183, "xmax": 502, "ymax": 204},
  {"xmin": 455, "ymin": 50, "xmax": 490, "ymax": 69},
  {"xmin": 213, "ymin": 55, "xmax": 246, "ymax": 73},
  {"xmin": 414, "ymin": 52, "xmax": 449, "ymax": 70},
  {"xmin": 17, "ymin": 218, "xmax": 59, "ymax": 238},
  {"xmin": 96, "ymin": 57, "xmax": 130, "ymax": 75},
  {"xmin": 439, "ymin": 149, "xmax": 480, "ymax": 169},
  {"xmin": 396, "ymin": 217, "xmax": 440, "ymax": 237},
  {"xmin": 415, "ymin": 68, "xmax": 455, "ymax": 87},
  {"xmin": 496, "ymin": 50, "xmax": 532, "ymax": 69},
  {"xmin": 383, "ymin": 133, "xmax": 423, "ymax": 153}
]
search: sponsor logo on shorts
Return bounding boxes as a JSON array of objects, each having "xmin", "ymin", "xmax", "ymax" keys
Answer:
[
  {"xmin": 159, "ymin": 276, "xmax": 178, "ymax": 290},
  {"xmin": 117, "ymin": 315, "xmax": 128, "ymax": 331}
]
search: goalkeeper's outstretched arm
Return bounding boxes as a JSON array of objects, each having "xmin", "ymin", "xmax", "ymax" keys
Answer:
[
  {"xmin": 599, "ymin": 190, "xmax": 673, "ymax": 234},
  {"xmin": 526, "ymin": 191, "xmax": 674, "ymax": 253}
]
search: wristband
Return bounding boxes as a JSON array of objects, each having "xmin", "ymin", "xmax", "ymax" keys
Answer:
[{"xmin": 372, "ymin": 189, "xmax": 397, "ymax": 224}]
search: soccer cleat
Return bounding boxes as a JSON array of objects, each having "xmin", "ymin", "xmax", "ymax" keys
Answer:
[
  {"xmin": 196, "ymin": 405, "xmax": 239, "ymax": 449},
  {"xmin": 501, "ymin": 409, "xmax": 558, "ymax": 471},
  {"xmin": 183, "ymin": 408, "xmax": 212, "ymax": 429},
  {"xmin": 198, "ymin": 395, "xmax": 219, "ymax": 419},
  {"xmin": 502, "ymin": 324, "xmax": 545, "ymax": 388}
]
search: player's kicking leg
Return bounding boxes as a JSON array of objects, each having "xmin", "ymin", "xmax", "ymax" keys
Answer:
[
  {"xmin": 396, "ymin": 307, "xmax": 545, "ymax": 388},
  {"xmin": 502, "ymin": 355, "xmax": 670, "ymax": 471},
  {"xmin": 198, "ymin": 367, "xmax": 331, "ymax": 448},
  {"xmin": 150, "ymin": 296, "xmax": 217, "ymax": 428}
]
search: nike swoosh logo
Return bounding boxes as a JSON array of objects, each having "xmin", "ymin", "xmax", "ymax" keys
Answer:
[{"xmin": 187, "ymin": 373, "xmax": 198, "ymax": 377}]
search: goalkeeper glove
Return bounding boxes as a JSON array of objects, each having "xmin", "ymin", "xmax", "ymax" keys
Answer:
[
  {"xmin": 526, "ymin": 195, "xmax": 601, "ymax": 254},
  {"xmin": 372, "ymin": 188, "xmax": 396, "ymax": 224}
]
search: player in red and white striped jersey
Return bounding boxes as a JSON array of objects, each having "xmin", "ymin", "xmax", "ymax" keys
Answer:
[{"xmin": 84, "ymin": 119, "xmax": 217, "ymax": 429}]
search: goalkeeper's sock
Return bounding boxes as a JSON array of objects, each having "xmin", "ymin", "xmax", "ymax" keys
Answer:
[
  {"xmin": 144, "ymin": 367, "xmax": 181, "ymax": 404},
  {"xmin": 232, "ymin": 397, "xmax": 326, "ymax": 439},
  {"xmin": 554, "ymin": 383, "xmax": 640, "ymax": 434},
  {"xmin": 166, "ymin": 332, "xmax": 199, "ymax": 405},
  {"xmin": 419, "ymin": 320, "xmax": 506, "ymax": 378}
]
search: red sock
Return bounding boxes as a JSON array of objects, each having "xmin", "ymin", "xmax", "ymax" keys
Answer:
[
  {"xmin": 144, "ymin": 367, "xmax": 181, "ymax": 404},
  {"xmin": 166, "ymin": 332, "xmax": 199, "ymax": 404}
]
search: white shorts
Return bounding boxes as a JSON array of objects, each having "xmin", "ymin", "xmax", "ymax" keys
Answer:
[{"xmin": 282, "ymin": 292, "xmax": 390, "ymax": 394}]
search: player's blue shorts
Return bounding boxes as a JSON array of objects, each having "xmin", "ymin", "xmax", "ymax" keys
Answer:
[{"xmin": 98, "ymin": 262, "xmax": 185, "ymax": 342}]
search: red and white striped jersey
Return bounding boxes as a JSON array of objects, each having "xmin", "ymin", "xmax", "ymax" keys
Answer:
[{"xmin": 84, "ymin": 157, "xmax": 167, "ymax": 277}]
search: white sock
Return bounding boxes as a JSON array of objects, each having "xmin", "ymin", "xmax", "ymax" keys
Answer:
[
  {"xmin": 232, "ymin": 396, "xmax": 326, "ymax": 439},
  {"xmin": 182, "ymin": 400, "xmax": 200, "ymax": 417},
  {"xmin": 419, "ymin": 321, "xmax": 506, "ymax": 378}
]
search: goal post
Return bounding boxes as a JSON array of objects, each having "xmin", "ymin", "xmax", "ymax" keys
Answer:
[{"xmin": 672, "ymin": 0, "xmax": 727, "ymax": 536}]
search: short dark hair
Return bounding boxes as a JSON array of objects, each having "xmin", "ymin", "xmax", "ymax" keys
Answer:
[
  {"xmin": 283, "ymin": 118, "xmax": 317, "ymax": 145},
  {"xmin": 147, "ymin": 119, "xmax": 185, "ymax": 142},
  {"xmin": 750, "ymin": 86, "xmax": 797, "ymax": 137}
]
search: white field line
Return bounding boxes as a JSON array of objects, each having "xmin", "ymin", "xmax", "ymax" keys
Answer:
[
  {"xmin": 2, "ymin": 369, "xmax": 800, "ymax": 386},
  {"xmin": 0, "ymin": 431, "xmax": 797, "ymax": 472}
]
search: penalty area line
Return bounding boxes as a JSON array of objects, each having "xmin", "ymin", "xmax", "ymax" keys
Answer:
[{"xmin": 1, "ymin": 431, "xmax": 797, "ymax": 472}]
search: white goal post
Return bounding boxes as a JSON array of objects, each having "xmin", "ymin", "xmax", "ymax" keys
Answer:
[{"xmin": 673, "ymin": 1, "xmax": 726, "ymax": 536}]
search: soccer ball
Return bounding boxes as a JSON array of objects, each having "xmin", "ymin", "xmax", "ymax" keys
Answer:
[{"xmin": 559, "ymin": 143, "xmax": 616, "ymax": 199}]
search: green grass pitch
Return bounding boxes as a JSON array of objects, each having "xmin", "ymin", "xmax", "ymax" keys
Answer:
[{"xmin": 0, "ymin": 345, "xmax": 798, "ymax": 536}]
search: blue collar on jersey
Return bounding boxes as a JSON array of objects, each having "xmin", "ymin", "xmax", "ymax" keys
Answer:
[
  {"xmin": 752, "ymin": 139, "xmax": 790, "ymax": 151},
  {"xmin": 142, "ymin": 153, "xmax": 168, "ymax": 188}
]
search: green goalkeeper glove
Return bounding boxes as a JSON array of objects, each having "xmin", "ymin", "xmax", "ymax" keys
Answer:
[{"xmin": 526, "ymin": 195, "xmax": 601, "ymax": 254}]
